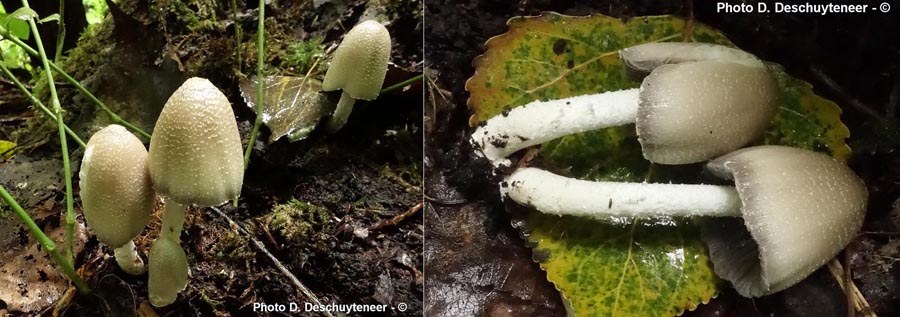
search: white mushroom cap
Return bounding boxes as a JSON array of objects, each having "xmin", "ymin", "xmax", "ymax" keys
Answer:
[
  {"xmin": 79, "ymin": 124, "xmax": 154, "ymax": 248},
  {"xmin": 322, "ymin": 20, "xmax": 391, "ymax": 100},
  {"xmin": 149, "ymin": 77, "xmax": 244, "ymax": 207},
  {"xmin": 620, "ymin": 42, "xmax": 764, "ymax": 75},
  {"xmin": 704, "ymin": 145, "xmax": 867, "ymax": 297},
  {"xmin": 636, "ymin": 60, "xmax": 777, "ymax": 164},
  {"xmin": 148, "ymin": 238, "xmax": 189, "ymax": 307}
]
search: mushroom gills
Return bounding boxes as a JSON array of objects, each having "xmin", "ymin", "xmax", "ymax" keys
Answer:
[{"xmin": 500, "ymin": 146, "xmax": 867, "ymax": 297}]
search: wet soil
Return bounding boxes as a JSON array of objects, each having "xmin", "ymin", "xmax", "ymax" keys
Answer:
[
  {"xmin": 1, "ymin": 0, "xmax": 423, "ymax": 316},
  {"xmin": 424, "ymin": 0, "xmax": 900, "ymax": 316}
]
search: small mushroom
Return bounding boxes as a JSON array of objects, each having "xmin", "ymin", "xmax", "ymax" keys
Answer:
[
  {"xmin": 79, "ymin": 124, "xmax": 154, "ymax": 275},
  {"xmin": 472, "ymin": 42, "xmax": 777, "ymax": 166},
  {"xmin": 321, "ymin": 20, "xmax": 391, "ymax": 133},
  {"xmin": 503, "ymin": 145, "xmax": 867, "ymax": 296},
  {"xmin": 146, "ymin": 77, "xmax": 244, "ymax": 307}
]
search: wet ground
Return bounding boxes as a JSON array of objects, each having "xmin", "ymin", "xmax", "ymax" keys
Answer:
[
  {"xmin": 1, "ymin": 0, "xmax": 423, "ymax": 316},
  {"xmin": 424, "ymin": 0, "xmax": 900, "ymax": 316}
]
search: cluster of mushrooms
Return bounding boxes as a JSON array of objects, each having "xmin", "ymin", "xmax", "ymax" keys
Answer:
[
  {"xmin": 472, "ymin": 42, "xmax": 868, "ymax": 297},
  {"xmin": 79, "ymin": 77, "xmax": 243, "ymax": 307},
  {"xmin": 77, "ymin": 20, "xmax": 391, "ymax": 307}
]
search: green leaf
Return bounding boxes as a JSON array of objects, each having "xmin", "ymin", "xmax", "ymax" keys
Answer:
[
  {"xmin": 0, "ymin": 12, "xmax": 31, "ymax": 40},
  {"xmin": 38, "ymin": 13, "xmax": 59, "ymax": 24},
  {"xmin": 7, "ymin": 7, "xmax": 37, "ymax": 21},
  {"xmin": 467, "ymin": 12, "xmax": 852, "ymax": 317},
  {"xmin": 0, "ymin": 140, "xmax": 16, "ymax": 159}
]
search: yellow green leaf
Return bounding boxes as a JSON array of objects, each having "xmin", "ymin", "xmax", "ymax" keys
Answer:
[
  {"xmin": 0, "ymin": 140, "xmax": 16, "ymax": 159},
  {"xmin": 467, "ymin": 12, "xmax": 851, "ymax": 317}
]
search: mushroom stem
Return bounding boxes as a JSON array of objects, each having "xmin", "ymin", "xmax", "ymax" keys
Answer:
[
  {"xmin": 472, "ymin": 88, "xmax": 640, "ymax": 167},
  {"xmin": 114, "ymin": 240, "xmax": 146, "ymax": 275},
  {"xmin": 503, "ymin": 167, "xmax": 742, "ymax": 219},
  {"xmin": 325, "ymin": 91, "xmax": 357, "ymax": 133},
  {"xmin": 160, "ymin": 200, "xmax": 186, "ymax": 242}
]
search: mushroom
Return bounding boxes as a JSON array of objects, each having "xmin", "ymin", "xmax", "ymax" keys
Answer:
[
  {"xmin": 146, "ymin": 77, "xmax": 244, "ymax": 306},
  {"xmin": 472, "ymin": 42, "xmax": 777, "ymax": 167},
  {"xmin": 79, "ymin": 124, "xmax": 155, "ymax": 275},
  {"xmin": 503, "ymin": 145, "xmax": 867, "ymax": 296},
  {"xmin": 321, "ymin": 20, "xmax": 391, "ymax": 133}
]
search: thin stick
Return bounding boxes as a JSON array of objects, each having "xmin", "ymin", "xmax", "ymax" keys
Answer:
[
  {"xmin": 22, "ymin": 0, "xmax": 75, "ymax": 264},
  {"xmin": 230, "ymin": 0, "xmax": 242, "ymax": 74},
  {"xmin": 209, "ymin": 207, "xmax": 335, "ymax": 317},
  {"xmin": 826, "ymin": 259, "xmax": 877, "ymax": 317},
  {"xmin": 0, "ymin": 61, "xmax": 85, "ymax": 148},
  {"xmin": 0, "ymin": 185, "xmax": 90, "ymax": 293},
  {"xmin": 368, "ymin": 202, "xmax": 423, "ymax": 231},
  {"xmin": 0, "ymin": 28, "xmax": 151, "ymax": 140},
  {"xmin": 54, "ymin": 0, "xmax": 65, "ymax": 62},
  {"xmin": 242, "ymin": 0, "xmax": 265, "ymax": 169},
  {"xmin": 380, "ymin": 73, "xmax": 423, "ymax": 94}
]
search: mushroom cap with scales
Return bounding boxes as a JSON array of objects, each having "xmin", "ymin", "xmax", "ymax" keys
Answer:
[
  {"xmin": 703, "ymin": 145, "xmax": 867, "ymax": 297},
  {"xmin": 321, "ymin": 20, "xmax": 391, "ymax": 100},
  {"xmin": 148, "ymin": 77, "xmax": 244, "ymax": 207},
  {"xmin": 79, "ymin": 124, "xmax": 155, "ymax": 248}
]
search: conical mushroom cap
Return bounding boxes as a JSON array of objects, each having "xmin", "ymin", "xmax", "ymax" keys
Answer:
[
  {"xmin": 636, "ymin": 60, "xmax": 777, "ymax": 164},
  {"xmin": 148, "ymin": 238, "xmax": 189, "ymax": 307},
  {"xmin": 321, "ymin": 20, "xmax": 391, "ymax": 100},
  {"xmin": 79, "ymin": 125, "xmax": 154, "ymax": 248},
  {"xmin": 704, "ymin": 146, "xmax": 867, "ymax": 297},
  {"xmin": 149, "ymin": 77, "xmax": 244, "ymax": 206}
]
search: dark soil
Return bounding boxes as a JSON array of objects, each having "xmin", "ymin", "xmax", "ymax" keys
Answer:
[
  {"xmin": 1, "ymin": 0, "xmax": 423, "ymax": 316},
  {"xmin": 424, "ymin": 0, "xmax": 900, "ymax": 316}
]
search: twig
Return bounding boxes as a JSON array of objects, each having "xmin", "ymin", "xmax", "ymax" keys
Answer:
[
  {"xmin": 253, "ymin": 218, "xmax": 280, "ymax": 250},
  {"xmin": 22, "ymin": 0, "xmax": 76, "ymax": 265},
  {"xmin": 826, "ymin": 258, "xmax": 877, "ymax": 317},
  {"xmin": 380, "ymin": 73, "xmax": 423, "ymax": 94},
  {"xmin": 0, "ymin": 27, "xmax": 151, "ymax": 140},
  {"xmin": 54, "ymin": 0, "xmax": 66, "ymax": 62},
  {"xmin": 809, "ymin": 66, "xmax": 884, "ymax": 124},
  {"xmin": 0, "ymin": 185, "xmax": 90, "ymax": 293},
  {"xmin": 0, "ymin": 61, "xmax": 85, "ymax": 148},
  {"xmin": 230, "ymin": 0, "xmax": 242, "ymax": 74},
  {"xmin": 209, "ymin": 206, "xmax": 335, "ymax": 317},
  {"xmin": 242, "ymin": 0, "xmax": 265, "ymax": 169},
  {"xmin": 368, "ymin": 202, "xmax": 423, "ymax": 231}
]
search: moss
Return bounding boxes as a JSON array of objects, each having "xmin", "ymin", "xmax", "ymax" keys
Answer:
[
  {"xmin": 212, "ymin": 226, "xmax": 254, "ymax": 262},
  {"xmin": 263, "ymin": 200, "xmax": 333, "ymax": 247},
  {"xmin": 280, "ymin": 36, "xmax": 325, "ymax": 75}
]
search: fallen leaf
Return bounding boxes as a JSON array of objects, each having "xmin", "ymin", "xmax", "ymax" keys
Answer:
[
  {"xmin": 239, "ymin": 75, "xmax": 333, "ymax": 143},
  {"xmin": 467, "ymin": 12, "xmax": 852, "ymax": 317}
]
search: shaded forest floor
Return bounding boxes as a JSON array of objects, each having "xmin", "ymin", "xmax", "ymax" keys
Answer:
[{"xmin": 1, "ymin": 0, "xmax": 423, "ymax": 316}]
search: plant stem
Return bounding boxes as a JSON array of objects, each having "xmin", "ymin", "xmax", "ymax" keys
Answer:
[
  {"xmin": 0, "ymin": 61, "xmax": 85, "ymax": 148},
  {"xmin": 380, "ymin": 73, "xmax": 423, "ymax": 94},
  {"xmin": 242, "ymin": 0, "xmax": 264, "ymax": 169},
  {"xmin": 0, "ymin": 28, "xmax": 151, "ymax": 140},
  {"xmin": 22, "ymin": 0, "xmax": 76, "ymax": 265},
  {"xmin": 54, "ymin": 0, "xmax": 65, "ymax": 62},
  {"xmin": 230, "ymin": 0, "xmax": 242, "ymax": 74},
  {"xmin": 0, "ymin": 185, "xmax": 91, "ymax": 293}
]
